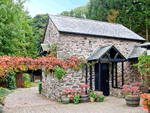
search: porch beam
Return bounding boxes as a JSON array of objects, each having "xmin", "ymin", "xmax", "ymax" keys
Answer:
[
  {"xmin": 115, "ymin": 62, "xmax": 118, "ymax": 88},
  {"xmin": 98, "ymin": 60, "xmax": 101, "ymax": 91},
  {"xmin": 122, "ymin": 62, "xmax": 124, "ymax": 86},
  {"xmin": 112, "ymin": 62, "xmax": 114, "ymax": 88},
  {"xmin": 90, "ymin": 65, "xmax": 92, "ymax": 90},
  {"xmin": 85, "ymin": 64, "xmax": 88, "ymax": 94}
]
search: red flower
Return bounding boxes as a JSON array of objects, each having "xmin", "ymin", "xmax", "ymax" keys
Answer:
[{"xmin": 143, "ymin": 105, "xmax": 148, "ymax": 109}]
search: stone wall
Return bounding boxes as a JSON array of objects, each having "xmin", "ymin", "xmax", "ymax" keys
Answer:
[
  {"xmin": 42, "ymin": 18, "xmax": 142, "ymax": 100},
  {"xmin": 41, "ymin": 69, "xmax": 88, "ymax": 102},
  {"xmin": 43, "ymin": 18, "xmax": 60, "ymax": 47}
]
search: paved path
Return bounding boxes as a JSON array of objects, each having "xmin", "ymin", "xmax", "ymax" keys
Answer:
[
  {"xmin": 5, "ymin": 87, "xmax": 56, "ymax": 109},
  {"xmin": 4, "ymin": 86, "xmax": 147, "ymax": 113}
]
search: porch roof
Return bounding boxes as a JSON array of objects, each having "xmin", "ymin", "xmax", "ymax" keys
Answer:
[
  {"xmin": 127, "ymin": 44, "xmax": 150, "ymax": 60},
  {"xmin": 86, "ymin": 45, "xmax": 126, "ymax": 62}
]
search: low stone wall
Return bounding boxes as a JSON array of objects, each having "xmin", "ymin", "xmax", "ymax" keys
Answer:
[
  {"xmin": 41, "ymin": 62, "xmax": 141, "ymax": 101},
  {"xmin": 41, "ymin": 69, "xmax": 86, "ymax": 102}
]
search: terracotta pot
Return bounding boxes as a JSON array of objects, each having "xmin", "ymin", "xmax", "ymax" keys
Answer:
[{"xmin": 90, "ymin": 97, "xmax": 95, "ymax": 102}]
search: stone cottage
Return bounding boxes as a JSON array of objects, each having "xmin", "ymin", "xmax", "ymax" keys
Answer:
[{"xmin": 41, "ymin": 14, "xmax": 147, "ymax": 101}]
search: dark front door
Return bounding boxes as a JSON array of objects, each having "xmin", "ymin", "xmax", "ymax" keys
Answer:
[{"xmin": 95, "ymin": 63, "xmax": 109, "ymax": 96}]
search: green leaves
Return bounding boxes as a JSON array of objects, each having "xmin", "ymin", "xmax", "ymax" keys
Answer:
[
  {"xmin": 52, "ymin": 66, "xmax": 66, "ymax": 81},
  {"xmin": 4, "ymin": 70, "xmax": 17, "ymax": 90},
  {"xmin": 0, "ymin": 0, "xmax": 39, "ymax": 57}
]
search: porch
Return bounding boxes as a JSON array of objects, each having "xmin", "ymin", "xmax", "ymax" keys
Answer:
[{"xmin": 85, "ymin": 45, "xmax": 126, "ymax": 96}]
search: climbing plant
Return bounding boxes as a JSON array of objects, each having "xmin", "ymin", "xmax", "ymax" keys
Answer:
[
  {"xmin": 52, "ymin": 66, "xmax": 66, "ymax": 80},
  {"xmin": 134, "ymin": 50, "xmax": 150, "ymax": 87}
]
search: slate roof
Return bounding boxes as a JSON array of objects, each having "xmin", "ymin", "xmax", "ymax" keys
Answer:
[
  {"xmin": 127, "ymin": 43, "xmax": 150, "ymax": 59},
  {"xmin": 86, "ymin": 45, "xmax": 112, "ymax": 61},
  {"xmin": 86, "ymin": 45, "xmax": 126, "ymax": 61},
  {"xmin": 49, "ymin": 14, "xmax": 146, "ymax": 42}
]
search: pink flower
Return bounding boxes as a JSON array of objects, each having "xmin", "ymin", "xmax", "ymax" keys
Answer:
[
  {"xmin": 0, "ymin": 104, "xmax": 2, "ymax": 107},
  {"xmin": 74, "ymin": 90, "xmax": 76, "ymax": 92},
  {"xmin": 74, "ymin": 94, "xmax": 77, "ymax": 96},
  {"xmin": 100, "ymin": 91, "xmax": 103, "ymax": 95},
  {"xmin": 3, "ymin": 102, "xmax": 6, "ymax": 106}
]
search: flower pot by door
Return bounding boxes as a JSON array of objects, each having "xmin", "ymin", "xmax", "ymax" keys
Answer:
[
  {"xmin": 90, "ymin": 97, "xmax": 95, "ymax": 102},
  {"xmin": 74, "ymin": 101, "xmax": 79, "ymax": 104},
  {"xmin": 62, "ymin": 97, "xmax": 70, "ymax": 104},
  {"xmin": 96, "ymin": 98, "xmax": 100, "ymax": 102},
  {"xmin": 0, "ymin": 106, "xmax": 5, "ymax": 112},
  {"xmin": 99, "ymin": 99, "xmax": 104, "ymax": 102},
  {"xmin": 125, "ymin": 95, "xmax": 140, "ymax": 107}
]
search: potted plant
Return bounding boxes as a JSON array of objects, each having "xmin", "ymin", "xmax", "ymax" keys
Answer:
[
  {"xmin": 141, "ymin": 93, "xmax": 150, "ymax": 113},
  {"xmin": 79, "ymin": 84, "xmax": 89, "ymax": 103},
  {"xmin": 98, "ymin": 95, "xmax": 105, "ymax": 102},
  {"xmin": 73, "ymin": 94, "xmax": 80, "ymax": 104},
  {"xmin": 62, "ymin": 88, "xmax": 71, "ymax": 104},
  {"xmin": 90, "ymin": 92, "xmax": 97, "ymax": 102},
  {"xmin": 0, "ymin": 87, "xmax": 11, "ymax": 112},
  {"xmin": 0, "ymin": 101, "xmax": 6, "ymax": 112},
  {"xmin": 62, "ymin": 88, "xmax": 77, "ymax": 104},
  {"xmin": 122, "ymin": 82, "xmax": 141, "ymax": 107},
  {"xmin": 96, "ymin": 91, "xmax": 103, "ymax": 102}
]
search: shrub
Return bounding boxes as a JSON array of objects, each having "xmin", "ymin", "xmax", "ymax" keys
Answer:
[
  {"xmin": 0, "ymin": 87, "xmax": 11, "ymax": 97},
  {"xmin": 23, "ymin": 73, "xmax": 31, "ymax": 88},
  {"xmin": 38, "ymin": 83, "xmax": 42, "ymax": 94},
  {"xmin": 4, "ymin": 70, "xmax": 16, "ymax": 90}
]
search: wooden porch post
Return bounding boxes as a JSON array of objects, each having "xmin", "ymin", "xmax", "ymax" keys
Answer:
[
  {"xmin": 122, "ymin": 62, "xmax": 124, "ymax": 86},
  {"xmin": 98, "ymin": 60, "xmax": 101, "ymax": 91},
  {"xmin": 115, "ymin": 62, "xmax": 118, "ymax": 88},
  {"xmin": 90, "ymin": 65, "xmax": 92, "ymax": 90},
  {"xmin": 85, "ymin": 64, "xmax": 88, "ymax": 94},
  {"xmin": 112, "ymin": 62, "xmax": 114, "ymax": 88}
]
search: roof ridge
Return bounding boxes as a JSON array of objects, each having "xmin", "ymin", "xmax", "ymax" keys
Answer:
[{"xmin": 49, "ymin": 14, "xmax": 122, "ymax": 26}]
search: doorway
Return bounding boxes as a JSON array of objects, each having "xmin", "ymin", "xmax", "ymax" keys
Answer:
[{"xmin": 95, "ymin": 63, "xmax": 109, "ymax": 96}]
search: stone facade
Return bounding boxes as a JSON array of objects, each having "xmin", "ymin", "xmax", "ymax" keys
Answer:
[{"xmin": 41, "ymin": 18, "xmax": 142, "ymax": 101}]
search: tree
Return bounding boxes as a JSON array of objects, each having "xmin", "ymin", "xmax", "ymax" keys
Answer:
[
  {"xmin": 107, "ymin": 9, "xmax": 119, "ymax": 23},
  {"xmin": 0, "ymin": 0, "xmax": 38, "ymax": 57},
  {"xmin": 60, "ymin": 11, "xmax": 70, "ymax": 16},
  {"xmin": 32, "ymin": 14, "xmax": 48, "ymax": 53}
]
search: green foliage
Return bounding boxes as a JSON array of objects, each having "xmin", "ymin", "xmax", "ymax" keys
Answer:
[
  {"xmin": 38, "ymin": 83, "xmax": 42, "ymax": 94},
  {"xmin": 98, "ymin": 95, "xmax": 105, "ymax": 100},
  {"xmin": 0, "ymin": 87, "xmax": 11, "ymax": 97},
  {"xmin": 60, "ymin": 0, "xmax": 150, "ymax": 40},
  {"xmin": 0, "ymin": 0, "xmax": 39, "ymax": 57},
  {"xmin": 23, "ymin": 73, "xmax": 31, "ymax": 88},
  {"xmin": 60, "ymin": 5, "xmax": 87, "ymax": 18},
  {"xmin": 52, "ymin": 66, "xmax": 66, "ymax": 80},
  {"xmin": 90, "ymin": 92, "xmax": 97, "ymax": 98},
  {"xmin": 134, "ymin": 51, "xmax": 150, "ymax": 75},
  {"xmin": 134, "ymin": 50, "xmax": 150, "ymax": 87},
  {"xmin": 73, "ymin": 94, "xmax": 80, "ymax": 102},
  {"xmin": 32, "ymin": 14, "xmax": 48, "ymax": 54},
  {"xmin": 4, "ymin": 70, "xmax": 16, "ymax": 90}
]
